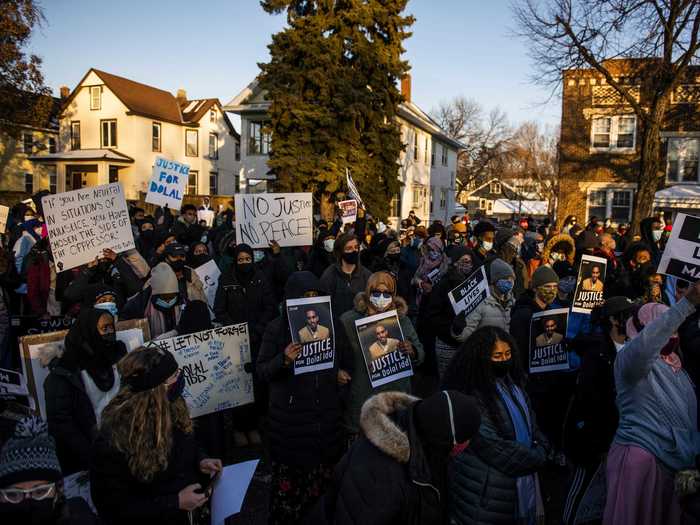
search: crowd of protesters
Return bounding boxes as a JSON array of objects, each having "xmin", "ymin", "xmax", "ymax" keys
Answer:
[{"xmin": 0, "ymin": 189, "xmax": 699, "ymax": 525}]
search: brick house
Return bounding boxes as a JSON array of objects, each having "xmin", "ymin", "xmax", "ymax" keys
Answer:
[{"xmin": 558, "ymin": 59, "xmax": 700, "ymax": 224}]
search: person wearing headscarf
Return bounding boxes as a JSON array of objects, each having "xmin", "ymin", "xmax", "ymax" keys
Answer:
[
  {"xmin": 541, "ymin": 233, "xmax": 576, "ymax": 268},
  {"xmin": 44, "ymin": 307, "xmax": 126, "ymax": 474},
  {"xmin": 186, "ymin": 242, "xmax": 212, "ymax": 270},
  {"xmin": 337, "ymin": 271, "xmax": 424, "ymax": 439},
  {"xmin": 135, "ymin": 218, "xmax": 157, "ymax": 262},
  {"xmin": 603, "ymin": 282, "xmax": 700, "ymax": 525},
  {"xmin": 90, "ymin": 347, "xmax": 222, "ymax": 525},
  {"xmin": 311, "ymin": 391, "xmax": 481, "ymax": 525},
  {"xmin": 320, "ymin": 233, "xmax": 372, "ymax": 319},
  {"xmin": 306, "ymin": 229, "xmax": 336, "ymax": 279},
  {"xmin": 257, "ymin": 272, "xmax": 345, "ymax": 525},
  {"xmin": 12, "ymin": 218, "xmax": 42, "ymax": 304},
  {"xmin": 412, "ymin": 236, "xmax": 449, "ymax": 308}
]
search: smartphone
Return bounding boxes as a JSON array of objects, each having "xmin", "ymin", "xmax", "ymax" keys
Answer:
[{"xmin": 195, "ymin": 471, "xmax": 219, "ymax": 495}]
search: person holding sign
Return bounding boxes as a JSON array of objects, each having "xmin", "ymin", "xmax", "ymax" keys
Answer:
[
  {"xmin": 91, "ymin": 346, "xmax": 222, "ymax": 525},
  {"xmin": 256, "ymin": 271, "xmax": 344, "ymax": 525},
  {"xmin": 338, "ymin": 271, "xmax": 424, "ymax": 439}
]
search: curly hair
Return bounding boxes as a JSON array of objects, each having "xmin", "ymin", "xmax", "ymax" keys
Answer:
[{"xmin": 100, "ymin": 347, "xmax": 192, "ymax": 483}]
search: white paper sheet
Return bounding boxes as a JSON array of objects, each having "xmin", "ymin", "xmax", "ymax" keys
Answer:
[{"xmin": 210, "ymin": 459, "xmax": 259, "ymax": 525}]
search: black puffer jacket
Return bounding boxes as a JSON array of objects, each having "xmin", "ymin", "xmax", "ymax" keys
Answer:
[
  {"xmin": 320, "ymin": 263, "xmax": 371, "ymax": 319},
  {"xmin": 256, "ymin": 271, "xmax": 345, "ymax": 467},
  {"xmin": 311, "ymin": 392, "xmax": 443, "ymax": 525},
  {"xmin": 449, "ymin": 392, "xmax": 548, "ymax": 525},
  {"xmin": 425, "ymin": 266, "xmax": 471, "ymax": 347}
]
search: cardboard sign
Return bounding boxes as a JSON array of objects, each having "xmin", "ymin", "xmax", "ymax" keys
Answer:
[
  {"xmin": 235, "ymin": 193, "xmax": 313, "ymax": 249},
  {"xmin": 0, "ymin": 367, "xmax": 28, "ymax": 398},
  {"xmin": 658, "ymin": 213, "xmax": 700, "ymax": 282},
  {"xmin": 572, "ymin": 255, "xmax": 608, "ymax": 313},
  {"xmin": 286, "ymin": 296, "xmax": 335, "ymax": 375},
  {"xmin": 19, "ymin": 319, "xmax": 150, "ymax": 419},
  {"xmin": 0, "ymin": 205, "xmax": 9, "ymax": 233},
  {"xmin": 346, "ymin": 169, "xmax": 365, "ymax": 209},
  {"xmin": 194, "ymin": 259, "xmax": 221, "ymax": 313},
  {"xmin": 197, "ymin": 209, "xmax": 215, "ymax": 227},
  {"xmin": 529, "ymin": 308, "xmax": 569, "ymax": 374},
  {"xmin": 146, "ymin": 324, "xmax": 253, "ymax": 417},
  {"xmin": 145, "ymin": 156, "xmax": 190, "ymax": 209},
  {"xmin": 42, "ymin": 183, "xmax": 135, "ymax": 272},
  {"xmin": 355, "ymin": 310, "xmax": 412, "ymax": 388},
  {"xmin": 338, "ymin": 199, "xmax": 358, "ymax": 225},
  {"xmin": 448, "ymin": 266, "xmax": 490, "ymax": 316}
]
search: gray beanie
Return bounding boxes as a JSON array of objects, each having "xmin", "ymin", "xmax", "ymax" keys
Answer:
[
  {"xmin": 489, "ymin": 258, "xmax": 515, "ymax": 284},
  {"xmin": 531, "ymin": 265, "xmax": 560, "ymax": 288},
  {"xmin": 0, "ymin": 417, "xmax": 62, "ymax": 486},
  {"xmin": 151, "ymin": 262, "xmax": 179, "ymax": 295}
]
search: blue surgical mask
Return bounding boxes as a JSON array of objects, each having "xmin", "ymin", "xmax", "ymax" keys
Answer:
[
  {"xmin": 94, "ymin": 301, "xmax": 118, "ymax": 321},
  {"xmin": 155, "ymin": 296, "xmax": 178, "ymax": 309},
  {"xmin": 253, "ymin": 250, "xmax": 265, "ymax": 263},
  {"xmin": 495, "ymin": 279, "xmax": 514, "ymax": 295},
  {"xmin": 428, "ymin": 250, "xmax": 440, "ymax": 261}
]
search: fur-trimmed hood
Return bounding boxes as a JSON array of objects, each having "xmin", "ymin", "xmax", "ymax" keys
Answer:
[
  {"xmin": 353, "ymin": 292, "xmax": 408, "ymax": 317},
  {"xmin": 360, "ymin": 391, "xmax": 419, "ymax": 463},
  {"xmin": 542, "ymin": 233, "xmax": 576, "ymax": 265}
]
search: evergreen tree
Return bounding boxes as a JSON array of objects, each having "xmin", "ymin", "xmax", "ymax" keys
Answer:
[{"xmin": 259, "ymin": 0, "xmax": 413, "ymax": 219}]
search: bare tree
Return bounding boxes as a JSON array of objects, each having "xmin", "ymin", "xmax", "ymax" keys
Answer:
[{"xmin": 513, "ymin": 0, "xmax": 700, "ymax": 232}]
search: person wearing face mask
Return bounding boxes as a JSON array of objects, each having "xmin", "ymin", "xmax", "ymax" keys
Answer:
[
  {"xmin": 213, "ymin": 243, "xmax": 275, "ymax": 446},
  {"xmin": 472, "ymin": 221, "xmax": 496, "ymax": 267},
  {"xmin": 451, "ymin": 259, "xmax": 516, "ymax": 344},
  {"xmin": 186, "ymin": 242, "xmax": 211, "ymax": 269},
  {"xmin": 443, "ymin": 326, "xmax": 549, "ymax": 525},
  {"xmin": 171, "ymin": 204, "xmax": 205, "ymax": 247},
  {"xmin": 161, "ymin": 243, "xmax": 207, "ymax": 304},
  {"xmin": 12, "ymin": 218, "xmax": 43, "ymax": 308},
  {"xmin": 44, "ymin": 308, "xmax": 126, "ymax": 475},
  {"xmin": 603, "ymin": 282, "xmax": 700, "ymax": 525},
  {"xmin": 306, "ymin": 230, "xmax": 336, "ymax": 278},
  {"xmin": 541, "ymin": 233, "xmax": 575, "ymax": 268},
  {"xmin": 311, "ymin": 390, "xmax": 481, "ymax": 525},
  {"xmin": 0, "ymin": 417, "xmax": 98, "ymax": 525},
  {"xmin": 523, "ymin": 232, "xmax": 545, "ymax": 278},
  {"xmin": 552, "ymin": 260, "xmax": 577, "ymax": 309},
  {"xmin": 91, "ymin": 347, "xmax": 222, "ymax": 525},
  {"xmin": 639, "ymin": 216, "xmax": 664, "ymax": 265},
  {"xmin": 337, "ymin": 271, "xmax": 424, "ymax": 439},
  {"xmin": 135, "ymin": 218, "xmax": 157, "ymax": 261}
]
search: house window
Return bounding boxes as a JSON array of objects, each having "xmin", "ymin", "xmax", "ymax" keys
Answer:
[
  {"xmin": 441, "ymin": 145, "xmax": 448, "ymax": 166},
  {"xmin": 210, "ymin": 109, "xmax": 216, "ymax": 122},
  {"xmin": 424, "ymin": 138, "xmax": 429, "ymax": 164},
  {"xmin": 479, "ymin": 199, "xmax": 487, "ymax": 210},
  {"xmin": 487, "ymin": 201, "xmax": 493, "ymax": 213},
  {"xmin": 22, "ymin": 133, "xmax": 33, "ymax": 154},
  {"xmin": 490, "ymin": 182, "xmax": 502, "ymax": 194},
  {"xmin": 48, "ymin": 137, "xmax": 56, "ymax": 153},
  {"xmin": 412, "ymin": 187, "xmax": 421, "ymax": 208},
  {"xmin": 90, "ymin": 86, "xmax": 102, "ymax": 110},
  {"xmin": 390, "ymin": 193, "xmax": 401, "ymax": 217},
  {"xmin": 24, "ymin": 173, "xmax": 33, "ymax": 194},
  {"xmin": 440, "ymin": 189, "xmax": 447, "ymax": 209},
  {"xmin": 450, "ymin": 171, "xmax": 455, "ymax": 188},
  {"xmin": 667, "ymin": 138, "xmax": 700, "ymax": 183},
  {"xmin": 413, "ymin": 132, "xmax": 418, "ymax": 161},
  {"xmin": 109, "ymin": 166, "xmax": 119, "ymax": 183},
  {"xmin": 152, "ymin": 122, "xmax": 161, "ymax": 152},
  {"xmin": 187, "ymin": 170, "xmax": 198, "ymax": 195},
  {"xmin": 186, "ymin": 129, "xmax": 198, "ymax": 157},
  {"xmin": 430, "ymin": 185, "xmax": 435, "ymax": 213},
  {"xmin": 235, "ymin": 141, "xmax": 240, "ymax": 161},
  {"xmin": 208, "ymin": 132, "xmax": 218, "ymax": 159},
  {"xmin": 101, "ymin": 120, "xmax": 117, "ymax": 148},
  {"xmin": 587, "ymin": 188, "xmax": 634, "ymax": 222},
  {"xmin": 209, "ymin": 172, "xmax": 218, "ymax": 194},
  {"xmin": 48, "ymin": 166, "xmax": 57, "ymax": 193},
  {"xmin": 248, "ymin": 121, "xmax": 271, "ymax": 155},
  {"xmin": 431, "ymin": 144, "xmax": 435, "ymax": 166},
  {"xmin": 591, "ymin": 115, "xmax": 637, "ymax": 151},
  {"xmin": 70, "ymin": 121, "xmax": 80, "ymax": 150}
]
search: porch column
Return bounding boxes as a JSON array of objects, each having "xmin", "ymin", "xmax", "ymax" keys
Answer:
[
  {"xmin": 56, "ymin": 163, "xmax": 67, "ymax": 193},
  {"xmin": 96, "ymin": 161, "xmax": 109, "ymax": 186}
]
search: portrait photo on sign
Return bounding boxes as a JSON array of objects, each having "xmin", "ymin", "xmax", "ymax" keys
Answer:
[
  {"xmin": 286, "ymin": 296, "xmax": 335, "ymax": 375},
  {"xmin": 354, "ymin": 310, "xmax": 412, "ymax": 389},
  {"xmin": 529, "ymin": 308, "xmax": 569, "ymax": 374},
  {"xmin": 572, "ymin": 255, "xmax": 607, "ymax": 313}
]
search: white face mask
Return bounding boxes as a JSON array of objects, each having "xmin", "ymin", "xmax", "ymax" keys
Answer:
[
  {"xmin": 652, "ymin": 230, "xmax": 663, "ymax": 242},
  {"xmin": 323, "ymin": 239, "xmax": 335, "ymax": 253},
  {"xmin": 551, "ymin": 252, "xmax": 563, "ymax": 262},
  {"xmin": 481, "ymin": 241, "xmax": 493, "ymax": 252},
  {"xmin": 370, "ymin": 294, "xmax": 392, "ymax": 311}
]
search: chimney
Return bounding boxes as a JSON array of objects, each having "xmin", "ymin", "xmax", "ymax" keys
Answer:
[
  {"xmin": 59, "ymin": 85, "xmax": 70, "ymax": 99},
  {"xmin": 401, "ymin": 74, "xmax": 411, "ymax": 103},
  {"xmin": 176, "ymin": 88, "xmax": 187, "ymax": 103}
]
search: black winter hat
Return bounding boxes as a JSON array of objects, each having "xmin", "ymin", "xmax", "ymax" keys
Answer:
[
  {"xmin": 414, "ymin": 390, "xmax": 481, "ymax": 449},
  {"xmin": 473, "ymin": 221, "xmax": 496, "ymax": 238}
]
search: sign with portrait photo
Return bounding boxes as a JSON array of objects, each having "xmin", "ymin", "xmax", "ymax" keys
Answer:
[
  {"xmin": 529, "ymin": 308, "xmax": 569, "ymax": 374},
  {"xmin": 286, "ymin": 296, "xmax": 335, "ymax": 375},
  {"xmin": 338, "ymin": 199, "xmax": 358, "ymax": 225},
  {"xmin": 354, "ymin": 309, "xmax": 412, "ymax": 388},
  {"xmin": 658, "ymin": 213, "xmax": 700, "ymax": 282},
  {"xmin": 572, "ymin": 255, "xmax": 607, "ymax": 313}
]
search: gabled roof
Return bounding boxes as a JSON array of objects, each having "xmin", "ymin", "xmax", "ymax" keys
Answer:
[
  {"xmin": 465, "ymin": 178, "xmax": 520, "ymax": 198},
  {"xmin": 29, "ymin": 148, "xmax": 134, "ymax": 163}
]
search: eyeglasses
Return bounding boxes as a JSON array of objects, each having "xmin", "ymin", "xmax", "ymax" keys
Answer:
[
  {"xmin": 0, "ymin": 483, "xmax": 56, "ymax": 504},
  {"xmin": 371, "ymin": 291, "xmax": 392, "ymax": 299}
]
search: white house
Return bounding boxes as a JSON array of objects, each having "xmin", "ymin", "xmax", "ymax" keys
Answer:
[
  {"xmin": 224, "ymin": 74, "xmax": 463, "ymax": 224},
  {"xmin": 30, "ymin": 69, "xmax": 240, "ymax": 200}
]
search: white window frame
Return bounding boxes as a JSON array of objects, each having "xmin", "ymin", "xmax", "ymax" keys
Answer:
[
  {"xmin": 424, "ymin": 137, "xmax": 429, "ymax": 164},
  {"xmin": 90, "ymin": 86, "xmax": 102, "ymax": 110},
  {"xmin": 48, "ymin": 137, "xmax": 56, "ymax": 153},
  {"xmin": 70, "ymin": 121, "xmax": 80, "ymax": 150},
  {"xmin": 479, "ymin": 198, "xmax": 487, "ymax": 210},
  {"xmin": 585, "ymin": 187, "xmax": 634, "ymax": 222},
  {"xmin": 208, "ymin": 132, "xmax": 218, "ymax": 160},
  {"xmin": 210, "ymin": 108, "xmax": 216, "ymax": 122},
  {"xmin": 152, "ymin": 122, "xmax": 161, "ymax": 152},
  {"xmin": 666, "ymin": 137, "xmax": 700, "ymax": 184},
  {"xmin": 248, "ymin": 121, "xmax": 271, "ymax": 156},
  {"xmin": 187, "ymin": 170, "xmax": 198, "ymax": 195},
  {"xmin": 100, "ymin": 120, "xmax": 117, "ymax": 148},
  {"xmin": 490, "ymin": 182, "xmax": 502, "ymax": 194},
  {"xmin": 590, "ymin": 115, "xmax": 637, "ymax": 153},
  {"xmin": 48, "ymin": 166, "xmax": 57, "ymax": 193},
  {"xmin": 441, "ymin": 145, "xmax": 448, "ymax": 166},
  {"xmin": 24, "ymin": 173, "xmax": 34, "ymax": 193},
  {"xmin": 22, "ymin": 133, "xmax": 33, "ymax": 154},
  {"xmin": 209, "ymin": 171, "xmax": 218, "ymax": 194},
  {"xmin": 440, "ymin": 188, "xmax": 447, "ymax": 209},
  {"xmin": 185, "ymin": 129, "xmax": 198, "ymax": 157}
]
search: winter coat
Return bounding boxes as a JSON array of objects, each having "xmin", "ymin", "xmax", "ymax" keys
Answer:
[
  {"xmin": 320, "ymin": 263, "xmax": 372, "ymax": 319},
  {"xmin": 311, "ymin": 392, "xmax": 444, "ymax": 525},
  {"xmin": 449, "ymin": 391, "xmax": 548, "ymax": 525},
  {"xmin": 425, "ymin": 266, "xmax": 471, "ymax": 347},
  {"xmin": 509, "ymin": 292, "xmax": 547, "ymax": 373},
  {"xmin": 452, "ymin": 288, "xmax": 514, "ymax": 343},
  {"xmin": 541, "ymin": 233, "xmax": 576, "ymax": 266},
  {"xmin": 338, "ymin": 294, "xmax": 424, "ymax": 434},
  {"xmin": 90, "ymin": 426, "xmax": 202, "ymax": 525},
  {"xmin": 44, "ymin": 361, "xmax": 98, "ymax": 475},
  {"xmin": 171, "ymin": 217, "xmax": 205, "ymax": 247},
  {"xmin": 62, "ymin": 256, "xmax": 143, "ymax": 307}
]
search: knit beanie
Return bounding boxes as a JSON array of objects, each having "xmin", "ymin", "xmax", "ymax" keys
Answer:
[
  {"xmin": 532, "ymin": 265, "xmax": 560, "ymax": 288},
  {"xmin": 452, "ymin": 222, "xmax": 467, "ymax": 234},
  {"xmin": 150, "ymin": 262, "xmax": 179, "ymax": 295},
  {"xmin": 234, "ymin": 243, "xmax": 254, "ymax": 260},
  {"xmin": 0, "ymin": 417, "xmax": 62, "ymax": 487},
  {"xmin": 414, "ymin": 390, "xmax": 481, "ymax": 449},
  {"xmin": 489, "ymin": 258, "xmax": 515, "ymax": 284},
  {"xmin": 366, "ymin": 271, "xmax": 396, "ymax": 296}
]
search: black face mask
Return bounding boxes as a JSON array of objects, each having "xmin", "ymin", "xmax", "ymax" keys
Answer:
[
  {"xmin": 101, "ymin": 332, "xmax": 117, "ymax": 346},
  {"xmin": 492, "ymin": 359, "xmax": 512, "ymax": 379},
  {"xmin": 168, "ymin": 259, "xmax": 185, "ymax": 273},
  {"xmin": 342, "ymin": 251, "xmax": 359, "ymax": 265},
  {"xmin": 167, "ymin": 372, "xmax": 186, "ymax": 402},
  {"xmin": 0, "ymin": 498, "xmax": 57, "ymax": 525},
  {"xmin": 237, "ymin": 262, "xmax": 254, "ymax": 275},
  {"xmin": 191, "ymin": 254, "xmax": 211, "ymax": 268},
  {"xmin": 140, "ymin": 230, "xmax": 155, "ymax": 242},
  {"xmin": 386, "ymin": 253, "xmax": 401, "ymax": 263}
]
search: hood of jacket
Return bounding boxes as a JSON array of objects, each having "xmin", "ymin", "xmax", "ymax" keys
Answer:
[
  {"xmin": 542, "ymin": 233, "xmax": 575, "ymax": 265},
  {"xmin": 284, "ymin": 270, "xmax": 325, "ymax": 300},
  {"xmin": 360, "ymin": 391, "xmax": 419, "ymax": 463},
  {"xmin": 353, "ymin": 292, "xmax": 408, "ymax": 317}
]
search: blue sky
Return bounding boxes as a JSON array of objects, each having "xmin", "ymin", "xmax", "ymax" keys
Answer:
[{"xmin": 30, "ymin": 0, "xmax": 560, "ymax": 129}]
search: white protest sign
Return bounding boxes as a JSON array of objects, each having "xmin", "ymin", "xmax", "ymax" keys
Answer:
[
  {"xmin": 0, "ymin": 205, "xmax": 9, "ymax": 233},
  {"xmin": 146, "ymin": 324, "xmax": 253, "ymax": 417},
  {"xmin": 42, "ymin": 183, "xmax": 135, "ymax": 272},
  {"xmin": 211, "ymin": 460, "xmax": 259, "ymax": 525},
  {"xmin": 235, "ymin": 193, "xmax": 313, "ymax": 249},
  {"xmin": 448, "ymin": 266, "xmax": 490, "ymax": 316},
  {"xmin": 346, "ymin": 169, "xmax": 365, "ymax": 209},
  {"xmin": 658, "ymin": 213, "xmax": 700, "ymax": 282},
  {"xmin": 198, "ymin": 209, "xmax": 215, "ymax": 227},
  {"xmin": 194, "ymin": 259, "xmax": 221, "ymax": 312},
  {"xmin": 145, "ymin": 156, "xmax": 189, "ymax": 209},
  {"xmin": 338, "ymin": 199, "xmax": 358, "ymax": 225},
  {"xmin": 0, "ymin": 367, "xmax": 28, "ymax": 398}
]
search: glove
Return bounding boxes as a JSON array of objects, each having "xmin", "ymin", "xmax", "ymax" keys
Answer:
[{"xmin": 451, "ymin": 312, "xmax": 467, "ymax": 336}]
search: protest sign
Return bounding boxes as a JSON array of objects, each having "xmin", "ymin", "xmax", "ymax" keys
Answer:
[
  {"xmin": 448, "ymin": 266, "xmax": 490, "ymax": 316},
  {"xmin": 235, "ymin": 193, "xmax": 313, "ymax": 249},
  {"xmin": 572, "ymin": 255, "xmax": 608, "ymax": 313},
  {"xmin": 355, "ymin": 310, "xmax": 412, "ymax": 388},
  {"xmin": 20, "ymin": 319, "xmax": 150, "ymax": 419},
  {"xmin": 346, "ymin": 169, "xmax": 365, "ymax": 209},
  {"xmin": 42, "ymin": 183, "xmax": 134, "ymax": 272},
  {"xmin": 529, "ymin": 308, "xmax": 569, "ymax": 374},
  {"xmin": 145, "ymin": 156, "xmax": 189, "ymax": 209},
  {"xmin": 146, "ymin": 324, "xmax": 253, "ymax": 417},
  {"xmin": 0, "ymin": 205, "xmax": 9, "ymax": 233},
  {"xmin": 211, "ymin": 460, "xmax": 259, "ymax": 525},
  {"xmin": 338, "ymin": 199, "xmax": 358, "ymax": 225},
  {"xmin": 0, "ymin": 367, "xmax": 28, "ymax": 398},
  {"xmin": 194, "ymin": 259, "xmax": 221, "ymax": 314},
  {"xmin": 286, "ymin": 296, "xmax": 335, "ymax": 375},
  {"xmin": 198, "ymin": 209, "xmax": 215, "ymax": 227},
  {"xmin": 658, "ymin": 213, "xmax": 700, "ymax": 282}
]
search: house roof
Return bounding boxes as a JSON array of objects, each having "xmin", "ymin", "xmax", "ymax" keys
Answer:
[
  {"xmin": 465, "ymin": 178, "xmax": 520, "ymax": 198},
  {"xmin": 492, "ymin": 199, "xmax": 549, "ymax": 216},
  {"xmin": 655, "ymin": 184, "xmax": 700, "ymax": 207},
  {"xmin": 29, "ymin": 148, "xmax": 135, "ymax": 163}
]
